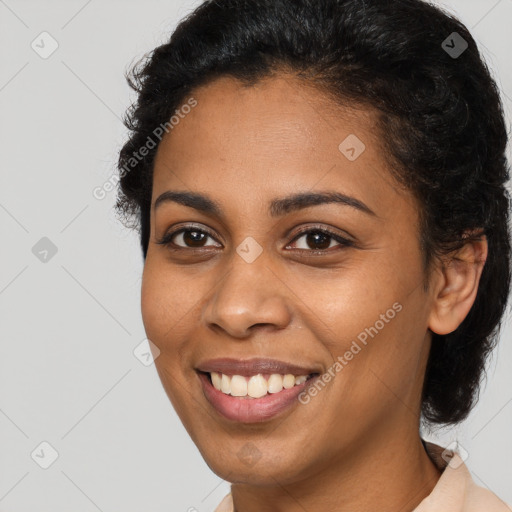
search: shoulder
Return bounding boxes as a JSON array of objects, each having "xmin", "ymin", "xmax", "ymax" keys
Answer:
[
  {"xmin": 414, "ymin": 441, "xmax": 511, "ymax": 512},
  {"xmin": 214, "ymin": 492, "xmax": 234, "ymax": 512}
]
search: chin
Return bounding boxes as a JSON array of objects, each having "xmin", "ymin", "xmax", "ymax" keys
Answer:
[{"xmin": 200, "ymin": 443, "xmax": 309, "ymax": 486}]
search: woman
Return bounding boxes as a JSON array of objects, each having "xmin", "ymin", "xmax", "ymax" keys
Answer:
[{"xmin": 115, "ymin": 0, "xmax": 511, "ymax": 510}]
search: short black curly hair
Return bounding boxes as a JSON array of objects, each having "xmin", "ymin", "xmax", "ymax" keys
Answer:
[{"xmin": 115, "ymin": 0, "xmax": 511, "ymax": 426}]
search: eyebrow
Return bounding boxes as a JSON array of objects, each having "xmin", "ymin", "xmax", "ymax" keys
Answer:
[{"xmin": 153, "ymin": 190, "xmax": 376, "ymax": 218}]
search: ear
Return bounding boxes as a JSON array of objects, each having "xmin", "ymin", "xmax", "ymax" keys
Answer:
[{"xmin": 428, "ymin": 233, "xmax": 488, "ymax": 335}]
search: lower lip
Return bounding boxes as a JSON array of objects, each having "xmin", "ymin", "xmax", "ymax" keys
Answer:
[{"xmin": 198, "ymin": 372, "xmax": 317, "ymax": 423}]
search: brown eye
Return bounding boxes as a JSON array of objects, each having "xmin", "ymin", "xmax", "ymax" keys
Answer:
[
  {"xmin": 288, "ymin": 229, "xmax": 351, "ymax": 252},
  {"xmin": 180, "ymin": 230, "xmax": 208, "ymax": 247},
  {"xmin": 156, "ymin": 228, "xmax": 222, "ymax": 249},
  {"xmin": 304, "ymin": 231, "xmax": 332, "ymax": 250}
]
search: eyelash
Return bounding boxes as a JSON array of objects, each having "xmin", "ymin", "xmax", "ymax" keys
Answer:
[{"xmin": 155, "ymin": 224, "xmax": 355, "ymax": 254}]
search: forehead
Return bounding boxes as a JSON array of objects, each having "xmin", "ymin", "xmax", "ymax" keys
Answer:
[
  {"xmin": 151, "ymin": 73, "xmax": 409, "ymax": 218},
  {"xmin": 158, "ymin": 73, "xmax": 377, "ymax": 157}
]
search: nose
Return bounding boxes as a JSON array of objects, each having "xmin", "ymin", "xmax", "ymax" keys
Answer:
[{"xmin": 201, "ymin": 253, "xmax": 293, "ymax": 338}]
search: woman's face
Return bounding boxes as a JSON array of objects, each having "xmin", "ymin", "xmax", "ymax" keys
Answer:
[{"xmin": 141, "ymin": 74, "xmax": 437, "ymax": 484}]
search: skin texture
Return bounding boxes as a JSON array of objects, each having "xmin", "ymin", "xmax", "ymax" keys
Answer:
[{"xmin": 141, "ymin": 74, "xmax": 487, "ymax": 512}]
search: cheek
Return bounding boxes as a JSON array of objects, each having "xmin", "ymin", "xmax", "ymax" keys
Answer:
[
  {"xmin": 140, "ymin": 262, "xmax": 201, "ymax": 418},
  {"xmin": 297, "ymin": 264, "xmax": 399, "ymax": 347},
  {"xmin": 140, "ymin": 264, "xmax": 167, "ymax": 342},
  {"xmin": 304, "ymin": 256, "xmax": 426, "ymax": 397},
  {"xmin": 325, "ymin": 295, "xmax": 428, "ymax": 431},
  {"xmin": 140, "ymin": 260, "xmax": 200, "ymax": 342},
  {"xmin": 141, "ymin": 273, "xmax": 187, "ymax": 373}
]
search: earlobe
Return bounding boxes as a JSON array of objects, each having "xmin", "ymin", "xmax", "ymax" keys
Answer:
[{"xmin": 428, "ymin": 235, "xmax": 488, "ymax": 335}]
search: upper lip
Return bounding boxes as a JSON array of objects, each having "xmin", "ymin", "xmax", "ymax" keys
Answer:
[{"xmin": 195, "ymin": 357, "xmax": 321, "ymax": 377}]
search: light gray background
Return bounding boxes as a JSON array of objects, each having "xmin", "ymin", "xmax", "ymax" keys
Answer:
[{"xmin": 1, "ymin": 0, "xmax": 511, "ymax": 510}]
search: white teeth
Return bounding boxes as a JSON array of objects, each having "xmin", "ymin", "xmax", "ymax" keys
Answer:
[
  {"xmin": 209, "ymin": 372, "xmax": 310, "ymax": 398},
  {"xmin": 211, "ymin": 372, "xmax": 222, "ymax": 391},
  {"xmin": 221, "ymin": 373, "xmax": 231, "ymax": 394},
  {"xmin": 283, "ymin": 374, "xmax": 296, "ymax": 389},
  {"xmin": 267, "ymin": 374, "xmax": 283, "ymax": 393},
  {"xmin": 295, "ymin": 375, "xmax": 308, "ymax": 385},
  {"xmin": 230, "ymin": 375, "xmax": 248, "ymax": 396},
  {"xmin": 248, "ymin": 374, "xmax": 267, "ymax": 398}
]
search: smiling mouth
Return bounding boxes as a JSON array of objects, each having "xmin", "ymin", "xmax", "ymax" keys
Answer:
[{"xmin": 199, "ymin": 370, "xmax": 319, "ymax": 399}]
